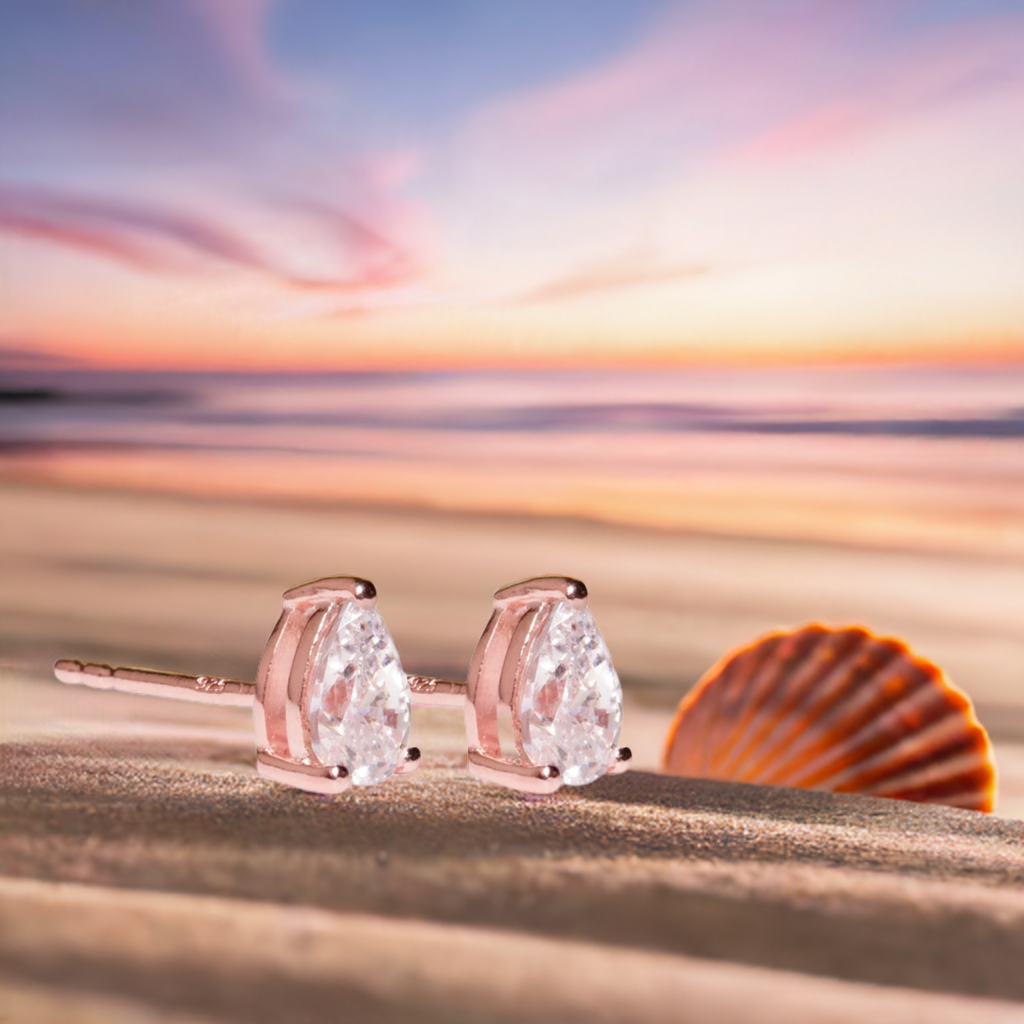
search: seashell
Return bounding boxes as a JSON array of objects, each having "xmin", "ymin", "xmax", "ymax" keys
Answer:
[{"xmin": 662, "ymin": 625, "xmax": 996, "ymax": 812}]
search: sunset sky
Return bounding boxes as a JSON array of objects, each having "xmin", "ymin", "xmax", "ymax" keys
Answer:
[{"xmin": 1, "ymin": 0, "xmax": 1023, "ymax": 370}]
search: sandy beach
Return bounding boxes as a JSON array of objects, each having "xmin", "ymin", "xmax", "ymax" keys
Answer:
[
  {"xmin": 1, "ymin": 679, "xmax": 1023, "ymax": 1022},
  {"xmin": 2, "ymin": 480, "xmax": 1024, "ymax": 1021}
]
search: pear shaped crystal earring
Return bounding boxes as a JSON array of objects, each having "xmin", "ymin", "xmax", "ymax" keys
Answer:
[
  {"xmin": 459, "ymin": 576, "xmax": 631, "ymax": 794},
  {"xmin": 55, "ymin": 576, "xmax": 423, "ymax": 794},
  {"xmin": 54, "ymin": 573, "xmax": 630, "ymax": 797}
]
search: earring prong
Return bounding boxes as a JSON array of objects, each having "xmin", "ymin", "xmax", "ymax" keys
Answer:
[
  {"xmin": 493, "ymin": 576, "xmax": 588, "ymax": 609},
  {"xmin": 281, "ymin": 576, "xmax": 377, "ymax": 609},
  {"xmin": 467, "ymin": 750, "xmax": 562, "ymax": 794},
  {"xmin": 394, "ymin": 746, "xmax": 422, "ymax": 775},
  {"xmin": 606, "ymin": 747, "xmax": 633, "ymax": 775},
  {"xmin": 256, "ymin": 750, "xmax": 352, "ymax": 795}
]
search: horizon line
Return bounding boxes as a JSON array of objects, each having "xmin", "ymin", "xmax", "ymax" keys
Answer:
[{"xmin": 3, "ymin": 342, "xmax": 1024, "ymax": 376}]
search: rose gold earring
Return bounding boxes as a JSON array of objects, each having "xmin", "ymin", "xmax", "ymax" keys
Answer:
[
  {"xmin": 458, "ymin": 575, "xmax": 631, "ymax": 794},
  {"xmin": 55, "ymin": 576, "xmax": 447, "ymax": 794}
]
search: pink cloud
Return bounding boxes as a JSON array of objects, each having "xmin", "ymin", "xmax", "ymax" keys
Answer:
[
  {"xmin": 0, "ymin": 187, "xmax": 271, "ymax": 273},
  {"xmin": 513, "ymin": 256, "xmax": 709, "ymax": 305},
  {"xmin": 733, "ymin": 14, "xmax": 1024, "ymax": 163},
  {"xmin": 285, "ymin": 200, "xmax": 422, "ymax": 291},
  {"xmin": 466, "ymin": 2, "xmax": 1024, "ymax": 174},
  {"xmin": 0, "ymin": 186, "xmax": 424, "ymax": 294},
  {"xmin": 468, "ymin": 4, "xmax": 868, "ymax": 158}
]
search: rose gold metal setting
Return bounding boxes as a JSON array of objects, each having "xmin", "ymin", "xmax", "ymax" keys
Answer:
[
  {"xmin": 53, "ymin": 576, "xmax": 432, "ymax": 796},
  {"xmin": 463, "ymin": 575, "xmax": 630, "ymax": 794},
  {"xmin": 254, "ymin": 575, "xmax": 376, "ymax": 794}
]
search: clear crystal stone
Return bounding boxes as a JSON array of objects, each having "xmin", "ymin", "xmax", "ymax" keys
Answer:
[
  {"xmin": 518, "ymin": 601, "xmax": 622, "ymax": 786},
  {"xmin": 307, "ymin": 602, "xmax": 411, "ymax": 786}
]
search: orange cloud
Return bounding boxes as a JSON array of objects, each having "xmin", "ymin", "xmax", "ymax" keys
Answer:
[{"xmin": 514, "ymin": 258, "xmax": 709, "ymax": 305}]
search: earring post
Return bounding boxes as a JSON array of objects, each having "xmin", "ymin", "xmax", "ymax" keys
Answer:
[
  {"xmin": 54, "ymin": 659, "xmax": 256, "ymax": 706},
  {"xmin": 406, "ymin": 675, "xmax": 468, "ymax": 709},
  {"xmin": 54, "ymin": 659, "xmax": 467, "ymax": 709}
]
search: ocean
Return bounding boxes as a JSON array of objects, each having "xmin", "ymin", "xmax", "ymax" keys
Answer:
[{"xmin": 2, "ymin": 363, "xmax": 1024, "ymax": 553}]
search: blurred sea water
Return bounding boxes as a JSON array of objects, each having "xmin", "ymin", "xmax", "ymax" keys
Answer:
[{"xmin": 2, "ymin": 364, "xmax": 1024, "ymax": 554}]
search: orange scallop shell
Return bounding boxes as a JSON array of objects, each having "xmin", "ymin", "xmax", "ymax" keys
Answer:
[{"xmin": 662, "ymin": 625, "xmax": 996, "ymax": 812}]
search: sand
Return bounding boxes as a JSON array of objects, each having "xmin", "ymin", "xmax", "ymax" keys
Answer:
[{"xmin": 1, "ymin": 687, "xmax": 1023, "ymax": 1021}]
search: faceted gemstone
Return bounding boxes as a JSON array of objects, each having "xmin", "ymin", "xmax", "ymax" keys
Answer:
[
  {"xmin": 518, "ymin": 601, "xmax": 622, "ymax": 786},
  {"xmin": 306, "ymin": 602, "xmax": 411, "ymax": 786}
]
